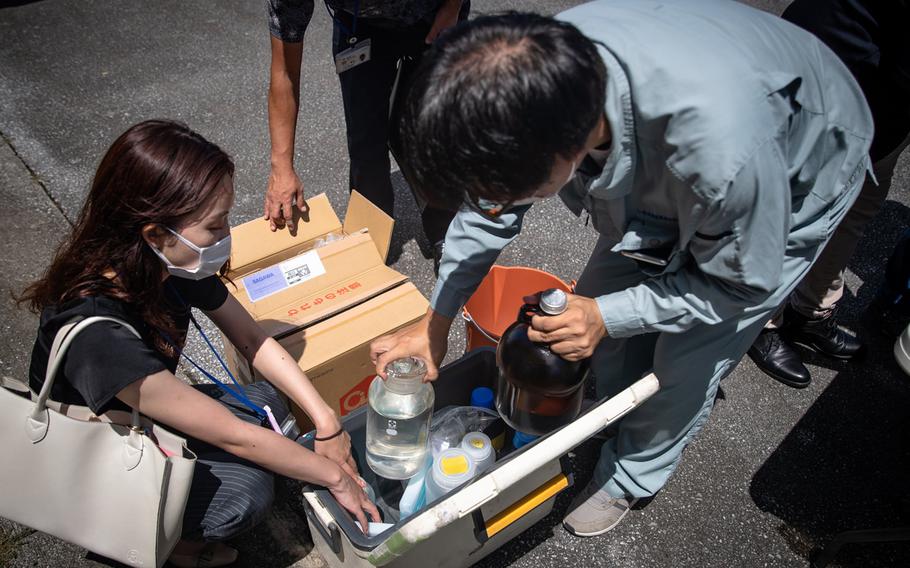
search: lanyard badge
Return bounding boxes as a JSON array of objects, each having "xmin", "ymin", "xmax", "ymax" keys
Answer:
[
  {"xmin": 335, "ymin": 38, "xmax": 371, "ymax": 74},
  {"xmin": 325, "ymin": 0, "xmax": 371, "ymax": 73}
]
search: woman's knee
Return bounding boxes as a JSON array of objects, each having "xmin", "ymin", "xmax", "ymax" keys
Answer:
[
  {"xmin": 238, "ymin": 470, "xmax": 276, "ymax": 526},
  {"xmin": 204, "ymin": 468, "xmax": 275, "ymax": 540}
]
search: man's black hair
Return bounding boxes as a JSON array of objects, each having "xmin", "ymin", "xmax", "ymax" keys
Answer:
[{"xmin": 397, "ymin": 12, "xmax": 607, "ymax": 211}]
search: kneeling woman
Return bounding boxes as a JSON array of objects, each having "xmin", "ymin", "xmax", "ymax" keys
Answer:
[{"xmin": 21, "ymin": 120, "xmax": 379, "ymax": 567}]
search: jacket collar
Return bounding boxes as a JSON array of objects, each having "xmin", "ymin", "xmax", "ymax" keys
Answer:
[
  {"xmin": 589, "ymin": 43, "xmax": 637, "ymax": 199},
  {"xmin": 559, "ymin": 43, "xmax": 637, "ymax": 217}
]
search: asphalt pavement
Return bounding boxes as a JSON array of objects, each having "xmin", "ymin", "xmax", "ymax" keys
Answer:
[{"xmin": 1, "ymin": 0, "xmax": 909, "ymax": 567}]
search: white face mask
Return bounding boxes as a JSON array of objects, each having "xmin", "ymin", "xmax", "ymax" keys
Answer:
[{"xmin": 149, "ymin": 226, "xmax": 231, "ymax": 281}]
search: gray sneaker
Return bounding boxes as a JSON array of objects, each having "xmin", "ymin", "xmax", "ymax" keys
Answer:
[{"xmin": 563, "ymin": 481, "xmax": 638, "ymax": 537}]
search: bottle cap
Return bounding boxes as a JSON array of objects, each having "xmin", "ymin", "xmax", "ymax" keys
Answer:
[
  {"xmin": 461, "ymin": 432, "xmax": 492, "ymax": 455},
  {"xmin": 386, "ymin": 357, "xmax": 427, "ymax": 379},
  {"xmin": 460, "ymin": 432, "xmax": 495, "ymax": 473},
  {"xmin": 432, "ymin": 448, "xmax": 478, "ymax": 490},
  {"xmin": 539, "ymin": 289, "xmax": 568, "ymax": 315},
  {"xmin": 383, "ymin": 357, "xmax": 428, "ymax": 394},
  {"xmin": 512, "ymin": 430, "xmax": 539, "ymax": 449},
  {"xmin": 469, "ymin": 387, "xmax": 495, "ymax": 409},
  {"xmin": 440, "ymin": 454, "xmax": 470, "ymax": 475}
]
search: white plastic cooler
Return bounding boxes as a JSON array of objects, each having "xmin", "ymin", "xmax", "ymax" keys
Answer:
[{"xmin": 301, "ymin": 348, "xmax": 658, "ymax": 568}]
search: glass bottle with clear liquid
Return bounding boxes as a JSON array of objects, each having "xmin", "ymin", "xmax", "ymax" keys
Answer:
[{"xmin": 366, "ymin": 358, "xmax": 435, "ymax": 479}]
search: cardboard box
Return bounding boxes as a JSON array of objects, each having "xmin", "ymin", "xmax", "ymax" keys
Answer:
[{"xmin": 223, "ymin": 191, "xmax": 428, "ymax": 428}]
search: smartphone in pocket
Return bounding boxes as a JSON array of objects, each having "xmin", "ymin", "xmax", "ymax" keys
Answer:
[{"xmin": 620, "ymin": 246, "xmax": 672, "ymax": 267}]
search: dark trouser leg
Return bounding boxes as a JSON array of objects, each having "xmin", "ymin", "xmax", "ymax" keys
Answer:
[
  {"xmin": 333, "ymin": 17, "xmax": 460, "ymax": 246},
  {"xmin": 789, "ymin": 116, "xmax": 910, "ymax": 318},
  {"xmin": 333, "ymin": 21, "xmax": 401, "ymax": 217}
]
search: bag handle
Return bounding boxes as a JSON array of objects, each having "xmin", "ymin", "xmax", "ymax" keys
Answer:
[
  {"xmin": 28, "ymin": 317, "xmax": 147, "ymax": 469},
  {"xmin": 38, "ymin": 316, "xmax": 142, "ymax": 418}
]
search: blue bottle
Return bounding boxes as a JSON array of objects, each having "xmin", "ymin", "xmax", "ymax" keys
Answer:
[
  {"xmin": 470, "ymin": 387, "xmax": 495, "ymax": 410},
  {"xmin": 512, "ymin": 431, "xmax": 539, "ymax": 449}
]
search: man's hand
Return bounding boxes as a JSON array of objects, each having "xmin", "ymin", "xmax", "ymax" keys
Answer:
[
  {"xmin": 425, "ymin": 0, "xmax": 462, "ymax": 44},
  {"xmin": 264, "ymin": 166, "xmax": 308, "ymax": 232},
  {"xmin": 526, "ymin": 294, "xmax": 607, "ymax": 360},
  {"xmin": 370, "ymin": 308, "xmax": 453, "ymax": 380}
]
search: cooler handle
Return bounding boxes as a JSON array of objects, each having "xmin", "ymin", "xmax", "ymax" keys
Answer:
[
  {"xmin": 303, "ymin": 491, "xmax": 343, "ymax": 555},
  {"xmin": 472, "ymin": 468, "xmax": 573, "ymax": 543}
]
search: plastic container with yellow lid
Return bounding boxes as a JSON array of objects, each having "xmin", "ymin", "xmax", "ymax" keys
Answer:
[
  {"xmin": 460, "ymin": 432, "xmax": 495, "ymax": 474},
  {"xmin": 424, "ymin": 448, "xmax": 477, "ymax": 503}
]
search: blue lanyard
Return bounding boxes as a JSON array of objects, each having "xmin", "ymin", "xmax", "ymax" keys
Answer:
[
  {"xmin": 324, "ymin": 0, "xmax": 360, "ymax": 44},
  {"xmin": 163, "ymin": 283, "xmax": 270, "ymax": 423},
  {"xmin": 180, "ymin": 314, "xmax": 268, "ymax": 421}
]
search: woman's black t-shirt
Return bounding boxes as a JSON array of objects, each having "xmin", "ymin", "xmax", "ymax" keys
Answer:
[{"xmin": 28, "ymin": 276, "xmax": 229, "ymax": 415}]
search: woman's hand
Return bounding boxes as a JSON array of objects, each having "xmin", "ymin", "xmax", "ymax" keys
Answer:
[
  {"xmin": 328, "ymin": 470, "xmax": 382, "ymax": 533},
  {"xmin": 314, "ymin": 426, "xmax": 362, "ymax": 486}
]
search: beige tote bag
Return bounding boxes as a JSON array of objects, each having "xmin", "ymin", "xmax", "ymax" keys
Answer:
[{"xmin": 0, "ymin": 316, "xmax": 196, "ymax": 568}]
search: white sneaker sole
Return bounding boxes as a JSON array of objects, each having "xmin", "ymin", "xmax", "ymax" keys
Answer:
[{"xmin": 563, "ymin": 499, "xmax": 637, "ymax": 537}]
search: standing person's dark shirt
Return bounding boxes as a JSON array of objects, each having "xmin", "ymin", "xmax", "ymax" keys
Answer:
[
  {"xmin": 28, "ymin": 276, "xmax": 229, "ymax": 415},
  {"xmin": 783, "ymin": 0, "xmax": 910, "ymax": 160},
  {"xmin": 267, "ymin": 0, "xmax": 446, "ymax": 42}
]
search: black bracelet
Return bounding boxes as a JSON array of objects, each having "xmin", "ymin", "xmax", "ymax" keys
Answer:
[{"xmin": 314, "ymin": 427, "xmax": 345, "ymax": 442}]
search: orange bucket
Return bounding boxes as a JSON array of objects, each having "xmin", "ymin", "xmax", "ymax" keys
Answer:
[{"xmin": 462, "ymin": 265, "xmax": 574, "ymax": 351}]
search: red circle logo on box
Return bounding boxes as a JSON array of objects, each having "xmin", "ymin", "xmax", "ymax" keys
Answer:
[{"xmin": 339, "ymin": 374, "xmax": 375, "ymax": 416}]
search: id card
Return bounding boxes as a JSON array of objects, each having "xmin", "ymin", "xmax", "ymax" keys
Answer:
[{"xmin": 335, "ymin": 38, "xmax": 371, "ymax": 73}]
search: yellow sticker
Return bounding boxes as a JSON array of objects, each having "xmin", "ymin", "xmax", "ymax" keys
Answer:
[
  {"xmin": 470, "ymin": 438, "xmax": 486, "ymax": 449},
  {"xmin": 441, "ymin": 455, "xmax": 469, "ymax": 475}
]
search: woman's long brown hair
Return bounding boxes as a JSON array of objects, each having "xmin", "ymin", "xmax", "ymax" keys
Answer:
[{"xmin": 19, "ymin": 119, "xmax": 234, "ymax": 354}]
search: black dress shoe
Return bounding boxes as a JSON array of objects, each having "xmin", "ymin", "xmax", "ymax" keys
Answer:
[
  {"xmin": 783, "ymin": 306, "xmax": 864, "ymax": 360},
  {"xmin": 748, "ymin": 329, "xmax": 811, "ymax": 389},
  {"xmin": 432, "ymin": 240, "xmax": 445, "ymax": 278}
]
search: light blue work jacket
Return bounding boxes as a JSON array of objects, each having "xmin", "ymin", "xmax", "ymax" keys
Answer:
[{"xmin": 431, "ymin": 0, "xmax": 873, "ymax": 338}]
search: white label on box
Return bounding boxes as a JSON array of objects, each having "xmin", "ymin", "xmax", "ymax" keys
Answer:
[{"xmin": 243, "ymin": 250, "xmax": 326, "ymax": 303}]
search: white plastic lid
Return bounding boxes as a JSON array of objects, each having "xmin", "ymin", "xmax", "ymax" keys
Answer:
[
  {"xmin": 431, "ymin": 448, "xmax": 478, "ymax": 490},
  {"xmin": 460, "ymin": 432, "xmax": 493, "ymax": 465}
]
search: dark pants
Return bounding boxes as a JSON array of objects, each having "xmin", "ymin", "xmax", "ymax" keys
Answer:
[
  {"xmin": 331, "ymin": 12, "xmax": 462, "ymax": 246},
  {"xmin": 181, "ymin": 382, "xmax": 290, "ymax": 541}
]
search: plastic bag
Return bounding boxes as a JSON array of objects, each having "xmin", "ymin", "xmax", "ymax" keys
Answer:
[
  {"xmin": 313, "ymin": 231, "xmax": 345, "ymax": 249},
  {"xmin": 429, "ymin": 406, "xmax": 499, "ymax": 457}
]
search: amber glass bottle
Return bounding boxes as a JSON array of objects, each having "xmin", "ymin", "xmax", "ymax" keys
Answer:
[{"xmin": 495, "ymin": 289, "xmax": 589, "ymax": 436}]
